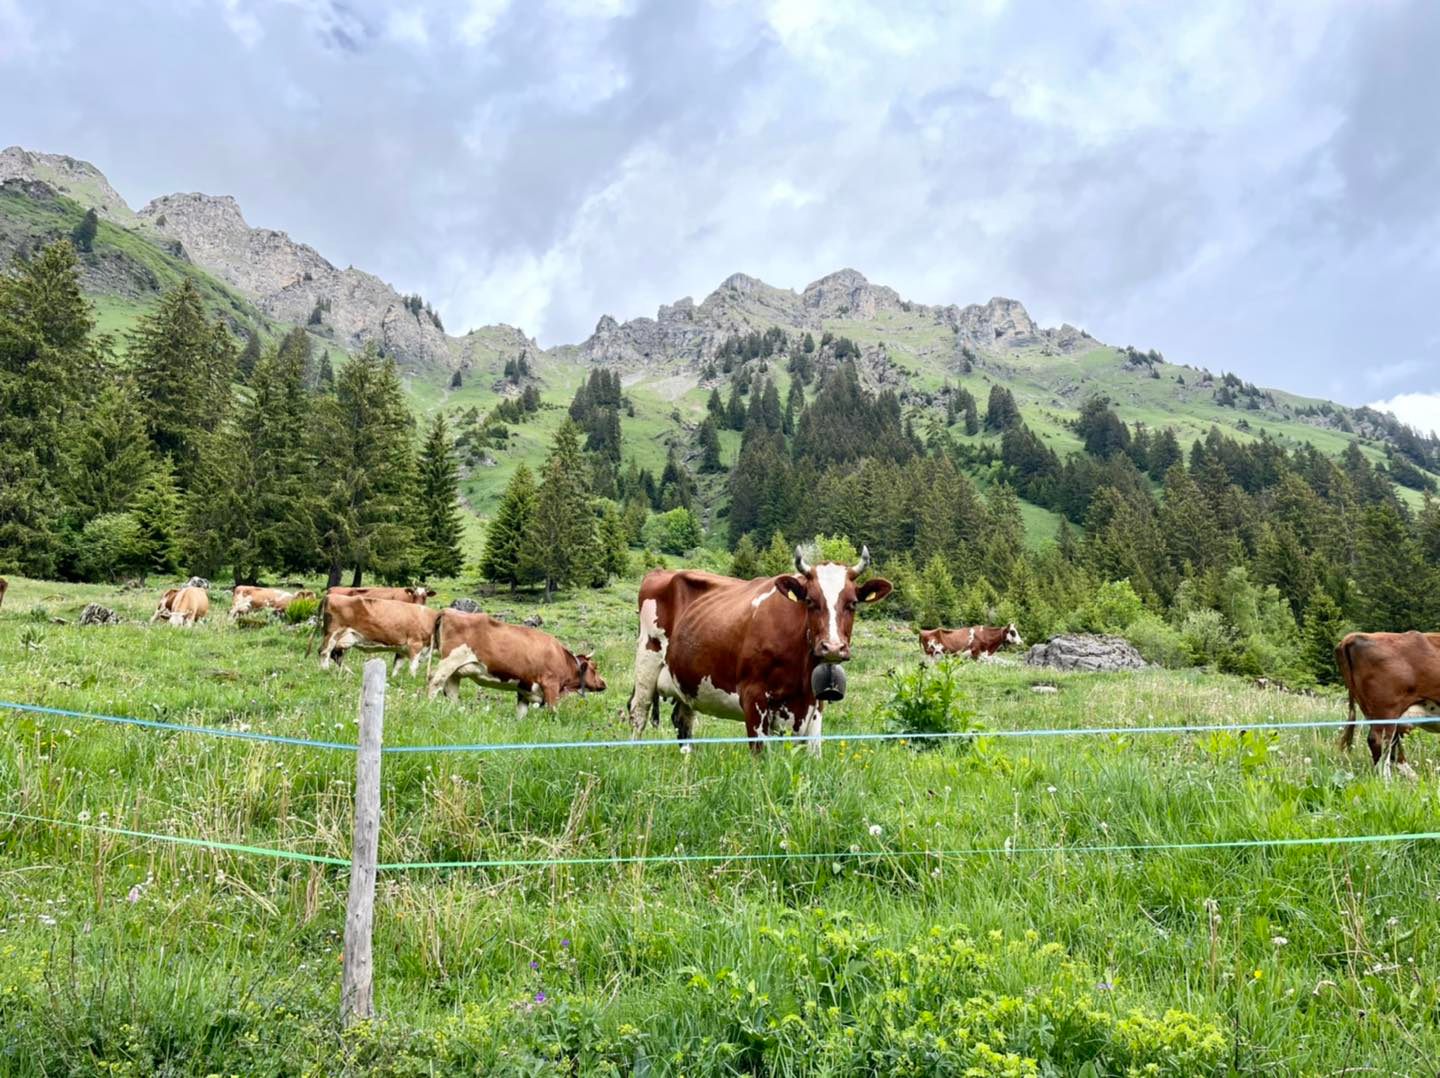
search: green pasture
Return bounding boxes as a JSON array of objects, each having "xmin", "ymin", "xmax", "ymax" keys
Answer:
[{"xmin": 1, "ymin": 574, "xmax": 1438, "ymax": 1074}]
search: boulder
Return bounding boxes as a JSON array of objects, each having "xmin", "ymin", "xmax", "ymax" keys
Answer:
[
  {"xmin": 183, "ymin": 576, "xmax": 210, "ymax": 591},
  {"xmin": 449, "ymin": 597, "xmax": 482, "ymax": 613},
  {"xmin": 79, "ymin": 603, "xmax": 120, "ymax": 626},
  {"xmin": 523, "ymin": 614, "xmax": 544, "ymax": 628},
  {"xmin": 1025, "ymin": 634, "xmax": 1146, "ymax": 672}
]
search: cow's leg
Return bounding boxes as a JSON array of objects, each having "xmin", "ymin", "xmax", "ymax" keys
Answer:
[
  {"xmin": 798, "ymin": 704, "xmax": 824, "ymax": 757},
  {"xmin": 741, "ymin": 690, "xmax": 767, "ymax": 756},
  {"xmin": 515, "ymin": 694, "xmax": 529, "ymax": 721},
  {"xmin": 671, "ymin": 701, "xmax": 695, "ymax": 741},
  {"xmin": 627, "ymin": 602, "xmax": 665, "ymax": 736}
]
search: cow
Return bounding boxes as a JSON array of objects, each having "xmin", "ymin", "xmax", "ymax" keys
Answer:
[
  {"xmin": 426, "ymin": 609, "xmax": 606, "ymax": 718},
  {"xmin": 1336, "ymin": 631, "xmax": 1440, "ymax": 779},
  {"xmin": 919, "ymin": 623, "xmax": 1024, "ymax": 661},
  {"xmin": 317, "ymin": 593, "xmax": 440, "ymax": 675},
  {"xmin": 231, "ymin": 585, "xmax": 315, "ymax": 619},
  {"xmin": 0, "ymin": 576, "xmax": 7, "ymax": 611},
  {"xmin": 626, "ymin": 546, "xmax": 892, "ymax": 755},
  {"xmin": 150, "ymin": 586, "xmax": 209, "ymax": 627},
  {"xmin": 327, "ymin": 585, "xmax": 430, "ymax": 605}
]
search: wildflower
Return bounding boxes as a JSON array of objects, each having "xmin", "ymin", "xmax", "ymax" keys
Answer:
[
  {"xmin": 1046, "ymin": 785, "xmax": 1057, "ymax": 794},
  {"xmin": 127, "ymin": 885, "xmax": 142, "ymax": 904},
  {"xmin": 848, "ymin": 844, "xmax": 860, "ymax": 854},
  {"xmin": 529, "ymin": 960, "xmax": 539, "ymax": 970},
  {"xmin": 1271, "ymin": 936, "xmax": 1288, "ymax": 947},
  {"xmin": 534, "ymin": 991, "xmax": 547, "ymax": 1003},
  {"xmin": 931, "ymin": 867, "xmax": 941, "ymax": 879},
  {"xmin": 38, "ymin": 915, "xmax": 56, "ymax": 926},
  {"xmin": 680, "ymin": 744, "xmax": 692, "ymax": 755},
  {"xmin": 561, "ymin": 939, "xmax": 571, "ymax": 949},
  {"xmin": 1096, "ymin": 981, "xmax": 1113, "ymax": 992},
  {"xmin": 1252, "ymin": 969, "xmax": 1263, "ymax": 981},
  {"xmin": 77, "ymin": 811, "xmax": 91, "ymax": 823},
  {"xmin": 868, "ymin": 824, "xmax": 883, "ymax": 838}
]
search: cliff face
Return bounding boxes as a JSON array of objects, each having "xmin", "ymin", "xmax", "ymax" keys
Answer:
[{"xmin": 0, "ymin": 146, "xmax": 138, "ymax": 225}]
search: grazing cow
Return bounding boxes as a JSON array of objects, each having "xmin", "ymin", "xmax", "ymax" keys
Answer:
[
  {"xmin": 151, "ymin": 586, "xmax": 209, "ymax": 627},
  {"xmin": 318, "ymin": 593, "xmax": 440, "ymax": 675},
  {"xmin": 426, "ymin": 609, "xmax": 606, "ymax": 717},
  {"xmin": 231, "ymin": 586, "xmax": 315, "ymax": 618},
  {"xmin": 1336, "ymin": 631, "xmax": 1440, "ymax": 779},
  {"xmin": 0, "ymin": 576, "xmax": 7, "ymax": 611},
  {"xmin": 919, "ymin": 623, "xmax": 1024, "ymax": 660},
  {"xmin": 327, "ymin": 585, "xmax": 430, "ymax": 605},
  {"xmin": 626, "ymin": 546, "xmax": 892, "ymax": 754}
]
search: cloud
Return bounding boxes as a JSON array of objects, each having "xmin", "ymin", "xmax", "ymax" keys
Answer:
[
  {"xmin": 1368, "ymin": 393, "xmax": 1440, "ymax": 437},
  {"xmin": 2, "ymin": 0, "xmax": 1438, "ymax": 406}
]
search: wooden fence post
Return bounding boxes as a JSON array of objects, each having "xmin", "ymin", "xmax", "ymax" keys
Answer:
[{"xmin": 341, "ymin": 658, "xmax": 386, "ymax": 1026}]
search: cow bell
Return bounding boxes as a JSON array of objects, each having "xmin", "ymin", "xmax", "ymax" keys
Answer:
[{"xmin": 811, "ymin": 662, "xmax": 847, "ymax": 702}]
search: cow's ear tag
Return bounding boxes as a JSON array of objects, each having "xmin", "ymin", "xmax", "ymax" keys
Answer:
[
  {"xmin": 864, "ymin": 591, "xmax": 883, "ymax": 602},
  {"xmin": 784, "ymin": 588, "xmax": 802, "ymax": 603}
]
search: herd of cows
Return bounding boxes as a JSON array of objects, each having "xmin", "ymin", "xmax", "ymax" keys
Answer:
[{"xmin": 4, "ymin": 557, "xmax": 1440, "ymax": 769}]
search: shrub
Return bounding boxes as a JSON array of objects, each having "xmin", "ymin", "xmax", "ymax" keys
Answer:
[
  {"xmin": 76, "ymin": 512, "xmax": 147, "ymax": 581},
  {"xmin": 1125, "ymin": 613, "xmax": 1189, "ymax": 667},
  {"xmin": 1078, "ymin": 578, "xmax": 1145, "ymax": 634},
  {"xmin": 882, "ymin": 657, "xmax": 978, "ymax": 750},
  {"xmin": 1179, "ymin": 609, "xmax": 1229, "ymax": 667},
  {"xmin": 284, "ymin": 596, "xmax": 319, "ymax": 624},
  {"xmin": 641, "ymin": 507, "xmax": 701, "ymax": 555}
]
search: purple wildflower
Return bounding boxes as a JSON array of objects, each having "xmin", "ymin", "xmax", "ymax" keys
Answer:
[
  {"xmin": 561, "ymin": 938, "xmax": 571, "ymax": 949},
  {"xmin": 529, "ymin": 960, "xmax": 539, "ymax": 970},
  {"xmin": 535, "ymin": 990, "xmax": 547, "ymax": 1003}
]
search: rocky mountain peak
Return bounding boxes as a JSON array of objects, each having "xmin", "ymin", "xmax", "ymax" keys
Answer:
[
  {"xmin": 0, "ymin": 145, "xmax": 136, "ymax": 224},
  {"xmin": 802, "ymin": 267, "xmax": 904, "ymax": 320}
]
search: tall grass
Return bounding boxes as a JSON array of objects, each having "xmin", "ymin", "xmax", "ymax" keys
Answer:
[{"xmin": 1, "ymin": 574, "xmax": 1437, "ymax": 1074}]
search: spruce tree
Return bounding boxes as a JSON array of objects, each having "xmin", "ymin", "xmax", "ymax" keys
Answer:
[
  {"xmin": 730, "ymin": 533, "xmax": 760, "ymax": 578},
  {"xmin": 131, "ymin": 279, "xmax": 236, "ymax": 481},
  {"xmin": 129, "ymin": 459, "xmax": 182, "ymax": 575},
  {"xmin": 71, "ymin": 209, "xmax": 99, "ymax": 253},
  {"xmin": 417, "ymin": 413, "xmax": 464, "ymax": 578},
  {"xmin": 698, "ymin": 416, "xmax": 723, "ymax": 473},
  {"xmin": 726, "ymin": 384, "xmax": 746, "ymax": 431},
  {"xmin": 524, "ymin": 420, "xmax": 595, "ymax": 597},
  {"xmin": 596, "ymin": 502, "xmax": 630, "ymax": 583},
  {"xmin": 1299, "ymin": 586, "xmax": 1347, "ymax": 685},
  {"xmin": 61, "ymin": 379, "xmax": 154, "ymax": 521},
  {"xmin": 707, "ymin": 386, "xmax": 725, "ymax": 421},
  {"xmin": 759, "ymin": 530, "xmax": 793, "ymax": 576},
  {"xmin": 480, "ymin": 464, "xmax": 538, "ymax": 590},
  {"xmin": 962, "ymin": 392, "xmax": 980, "ymax": 436}
]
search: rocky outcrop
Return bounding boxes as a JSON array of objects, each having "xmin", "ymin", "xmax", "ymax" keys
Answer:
[
  {"xmin": 449, "ymin": 598, "xmax": 482, "ymax": 613},
  {"xmin": 1025, "ymin": 634, "xmax": 1147, "ymax": 672},
  {"xmin": 79, "ymin": 603, "xmax": 120, "ymax": 626},
  {"xmin": 801, "ymin": 268, "xmax": 904, "ymax": 320},
  {"xmin": 0, "ymin": 146, "xmax": 137, "ymax": 224}
]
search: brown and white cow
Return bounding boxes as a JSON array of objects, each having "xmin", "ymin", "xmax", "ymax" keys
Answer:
[
  {"xmin": 151, "ymin": 586, "xmax": 209, "ymax": 627},
  {"xmin": 1336, "ymin": 631, "xmax": 1440, "ymax": 779},
  {"xmin": 318, "ymin": 593, "xmax": 440, "ymax": 675},
  {"xmin": 626, "ymin": 546, "xmax": 892, "ymax": 754},
  {"xmin": 426, "ymin": 609, "xmax": 606, "ymax": 718},
  {"xmin": 327, "ymin": 585, "xmax": 430, "ymax": 605},
  {"xmin": 919, "ymin": 623, "xmax": 1024, "ymax": 661},
  {"xmin": 231, "ymin": 585, "xmax": 315, "ymax": 619}
]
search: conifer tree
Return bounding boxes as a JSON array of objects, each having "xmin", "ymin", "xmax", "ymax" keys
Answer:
[
  {"xmin": 417, "ymin": 413, "xmax": 464, "ymax": 578},
  {"xmin": 730, "ymin": 533, "xmax": 760, "ymax": 578},
  {"xmin": 129, "ymin": 458, "xmax": 182, "ymax": 575},
  {"xmin": 962, "ymin": 391, "xmax": 980, "ymax": 436},
  {"xmin": 480, "ymin": 464, "xmax": 538, "ymax": 590},
  {"xmin": 1299, "ymin": 586, "xmax": 1347, "ymax": 685},
  {"xmin": 726, "ymin": 383, "xmax": 746, "ymax": 431},
  {"xmin": 596, "ymin": 502, "xmax": 630, "ymax": 584},
  {"xmin": 707, "ymin": 386, "xmax": 725, "ymax": 421},
  {"xmin": 61, "ymin": 380, "xmax": 154, "ymax": 521},
  {"xmin": 71, "ymin": 209, "xmax": 99, "ymax": 253},
  {"xmin": 524, "ymin": 420, "xmax": 595, "ymax": 597},
  {"xmin": 237, "ymin": 330, "xmax": 262, "ymax": 382},
  {"xmin": 759, "ymin": 530, "xmax": 793, "ymax": 577},
  {"xmin": 698, "ymin": 416, "xmax": 723, "ymax": 473}
]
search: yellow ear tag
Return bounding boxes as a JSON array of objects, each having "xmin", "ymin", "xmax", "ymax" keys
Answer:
[
  {"xmin": 784, "ymin": 588, "xmax": 802, "ymax": 603},
  {"xmin": 864, "ymin": 592, "xmax": 883, "ymax": 602}
]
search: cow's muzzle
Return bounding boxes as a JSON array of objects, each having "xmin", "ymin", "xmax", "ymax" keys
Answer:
[{"xmin": 811, "ymin": 663, "xmax": 847, "ymax": 702}]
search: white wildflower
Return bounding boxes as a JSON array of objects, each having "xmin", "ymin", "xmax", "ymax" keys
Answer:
[
  {"xmin": 868, "ymin": 824, "xmax": 883, "ymax": 837},
  {"xmin": 76, "ymin": 811, "xmax": 91, "ymax": 823},
  {"xmin": 1271, "ymin": 936, "xmax": 1288, "ymax": 947}
]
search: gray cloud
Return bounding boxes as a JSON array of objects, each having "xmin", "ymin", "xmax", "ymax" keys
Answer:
[{"xmin": 2, "ymin": 0, "xmax": 1438, "ymax": 407}]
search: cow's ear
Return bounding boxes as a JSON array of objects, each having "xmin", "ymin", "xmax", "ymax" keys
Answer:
[
  {"xmin": 776, "ymin": 575, "xmax": 808, "ymax": 604},
  {"xmin": 857, "ymin": 578, "xmax": 893, "ymax": 603}
]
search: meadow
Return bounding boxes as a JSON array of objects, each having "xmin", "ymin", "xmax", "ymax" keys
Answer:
[{"xmin": 2, "ymin": 574, "xmax": 1439, "ymax": 1075}]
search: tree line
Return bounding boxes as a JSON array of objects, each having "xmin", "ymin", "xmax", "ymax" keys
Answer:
[{"xmin": 0, "ymin": 241, "xmax": 464, "ymax": 586}]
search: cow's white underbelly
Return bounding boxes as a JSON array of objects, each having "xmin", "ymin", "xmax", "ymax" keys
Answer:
[
  {"xmin": 1400, "ymin": 701, "xmax": 1440, "ymax": 719},
  {"xmin": 333, "ymin": 629, "xmax": 399, "ymax": 651},
  {"xmin": 657, "ymin": 665, "xmax": 743, "ymax": 719}
]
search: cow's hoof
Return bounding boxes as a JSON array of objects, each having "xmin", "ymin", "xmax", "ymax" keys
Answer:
[{"xmin": 812, "ymin": 663, "xmax": 846, "ymax": 702}]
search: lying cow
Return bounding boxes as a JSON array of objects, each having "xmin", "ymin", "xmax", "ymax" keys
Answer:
[
  {"xmin": 1336, "ymin": 631, "xmax": 1440, "ymax": 779},
  {"xmin": 426, "ymin": 609, "xmax": 606, "ymax": 717},
  {"xmin": 318, "ymin": 593, "xmax": 440, "ymax": 675},
  {"xmin": 231, "ymin": 585, "xmax": 315, "ymax": 619},
  {"xmin": 627, "ymin": 546, "xmax": 892, "ymax": 754},
  {"xmin": 151, "ymin": 586, "xmax": 209, "ymax": 626},
  {"xmin": 919, "ymin": 623, "xmax": 1024, "ymax": 660},
  {"xmin": 327, "ymin": 585, "xmax": 430, "ymax": 605}
]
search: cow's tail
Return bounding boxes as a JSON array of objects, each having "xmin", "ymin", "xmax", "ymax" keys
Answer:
[
  {"xmin": 426, "ymin": 613, "xmax": 443, "ymax": 682},
  {"xmin": 312, "ymin": 593, "xmax": 330, "ymax": 656},
  {"xmin": 1336, "ymin": 635, "xmax": 1359, "ymax": 751}
]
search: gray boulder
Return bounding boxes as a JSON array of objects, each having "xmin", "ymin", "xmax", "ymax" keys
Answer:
[
  {"xmin": 523, "ymin": 614, "xmax": 544, "ymax": 628},
  {"xmin": 79, "ymin": 603, "xmax": 120, "ymax": 626},
  {"xmin": 183, "ymin": 576, "xmax": 210, "ymax": 591},
  {"xmin": 449, "ymin": 598, "xmax": 482, "ymax": 613},
  {"xmin": 1025, "ymin": 634, "xmax": 1146, "ymax": 672}
]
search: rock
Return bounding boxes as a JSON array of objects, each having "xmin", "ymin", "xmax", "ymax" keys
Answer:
[
  {"xmin": 449, "ymin": 598, "xmax": 482, "ymax": 613},
  {"xmin": 79, "ymin": 603, "xmax": 120, "ymax": 626},
  {"xmin": 183, "ymin": 576, "xmax": 210, "ymax": 591},
  {"xmin": 523, "ymin": 614, "xmax": 544, "ymax": 628},
  {"xmin": 1031, "ymin": 684, "xmax": 1059, "ymax": 694},
  {"xmin": 1024, "ymin": 634, "xmax": 1146, "ymax": 672}
]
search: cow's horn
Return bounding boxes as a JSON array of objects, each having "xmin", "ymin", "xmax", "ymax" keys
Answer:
[
  {"xmin": 794, "ymin": 546, "xmax": 811, "ymax": 575},
  {"xmin": 852, "ymin": 545, "xmax": 871, "ymax": 576}
]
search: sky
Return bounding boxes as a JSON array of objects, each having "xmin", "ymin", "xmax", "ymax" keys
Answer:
[{"xmin": 2, "ymin": 0, "xmax": 1439, "ymax": 431}]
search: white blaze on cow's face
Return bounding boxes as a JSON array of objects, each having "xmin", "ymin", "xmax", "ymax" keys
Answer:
[
  {"xmin": 777, "ymin": 551, "xmax": 894, "ymax": 663},
  {"xmin": 1005, "ymin": 623, "xmax": 1024, "ymax": 647}
]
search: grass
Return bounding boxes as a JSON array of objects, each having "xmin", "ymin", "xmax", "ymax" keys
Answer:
[{"xmin": 2, "ymin": 573, "xmax": 1439, "ymax": 1074}]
